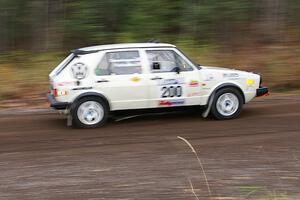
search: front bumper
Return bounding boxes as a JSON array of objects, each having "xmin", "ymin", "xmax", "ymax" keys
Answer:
[
  {"xmin": 256, "ymin": 87, "xmax": 269, "ymax": 97},
  {"xmin": 47, "ymin": 93, "xmax": 69, "ymax": 110}
]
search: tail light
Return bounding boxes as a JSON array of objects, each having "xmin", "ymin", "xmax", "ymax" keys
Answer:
[{"xmin": 53, "ymin": 89, "xmax": 68, "ymax": 97}]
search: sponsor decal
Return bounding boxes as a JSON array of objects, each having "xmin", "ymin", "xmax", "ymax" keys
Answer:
[
  {"xmin": 159, "ymin": 99, "xmax": 185, "ymax": 106},
  {"xmin": 71, "ymin": 62, "xmax": 88, "ymax": 80},
  {"xmin": 187, "ymin": 92, "xmax": 201, "ymax": 97},
  {"xmin": 246, "ymin": 86, "xmax": 255, "ymax": 92},
  {"xmin": 203, "ymin": 74, "xmax": 214, "ymax": 81},
  {"xmin": 56, "ymin": 81, "xmax": 74, "ymax": 87},
  {"xmin": 159, "ymin": 78, "xmax": 184, "ymax": 86},
  {"xmin": 201, "ymin": 83, "xmax": 210, "ymax": 89},
  {"xmin": 189, "ymin": 80, "xmax": 199, "ymax": 87},
  {"xmin": 131, "ymin": 76, "xmax": 141, "ymax": 82},
  {"xmin": 223, "ymin": 73, "xmax": 239, "ymax": 79}
]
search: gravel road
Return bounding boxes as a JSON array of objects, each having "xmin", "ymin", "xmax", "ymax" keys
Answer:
[{"xmin": 0, "ymin": 96, "xmax": 299, "ymax": 200}]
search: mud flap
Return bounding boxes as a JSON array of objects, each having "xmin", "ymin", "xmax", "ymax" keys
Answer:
[
  {"xmin": 67, "ymin": 114, "xmax": 72, "ymax": 127},
  {"xmin": 202, "ymin": 93, "xmax": 215, "ymax": 118}
]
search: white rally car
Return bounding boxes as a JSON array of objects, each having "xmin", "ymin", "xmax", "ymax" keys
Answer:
[{"xmin": 47, "ymin": 43, "xmax": 268, "ymax": 128}]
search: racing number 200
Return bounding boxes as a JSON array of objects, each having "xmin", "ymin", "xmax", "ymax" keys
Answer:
[{"xmin": 161, "ymin": 86, "xmax": 182, "ymax": 98}]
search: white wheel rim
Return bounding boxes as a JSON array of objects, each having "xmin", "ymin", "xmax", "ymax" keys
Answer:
[
  {"xmin": 216, "ymin": 93, "xmax": 239, "ymax": 116},
  {"xmin": 77, "ymin": 101, "xmax": 104, "ymax": 125}
]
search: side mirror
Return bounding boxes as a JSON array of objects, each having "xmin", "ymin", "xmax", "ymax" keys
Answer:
[
  {"xmin": 174, "ymin": 66, "xmax": 181, "ymax": 74},
  {"xmin": 152, "ymin": 62, "xmax": 160, "ymax": 70}
]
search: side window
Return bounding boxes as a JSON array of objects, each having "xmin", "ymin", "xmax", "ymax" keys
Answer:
[
  {"xmin": 95, "ymin": 51, "xmax": 142, "ymax": 75},
  {"xmin": 146, "ymin": 50, "xmax": 193, "ymax": 73}
]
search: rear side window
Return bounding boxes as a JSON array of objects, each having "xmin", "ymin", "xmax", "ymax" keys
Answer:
[
  {"xmin": 53, "ymin": 53, "xmax": 77, "ymax": 76},
  {"xmin": 95, "ymin": 51, "xmax": 142, "ymax": 75}
]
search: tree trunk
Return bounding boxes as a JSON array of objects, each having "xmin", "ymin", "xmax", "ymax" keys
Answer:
[
  {"xmin": 0, "ymin": 9, "xmax": 8, "ymax": 52},
  {"xmin": 258, "ymin": 0, "xmax": 286, "ymax": 43}
]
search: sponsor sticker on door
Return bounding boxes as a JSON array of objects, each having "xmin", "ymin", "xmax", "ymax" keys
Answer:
[
  {"xmin": 189, "ymin": 80, "xmax": 199, "ymax": 87},
  {"xmin": 159, "ymin": 78, "xmax": 185, "ymax": 86},
  {"xmin": 159, "ymin": 99, "xmax": 185, "ymax": 106}
]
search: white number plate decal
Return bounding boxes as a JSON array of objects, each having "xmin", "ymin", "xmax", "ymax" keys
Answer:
[{"xmin": 161, "ymin": 85, "xmax": 182, "ymax": 98}]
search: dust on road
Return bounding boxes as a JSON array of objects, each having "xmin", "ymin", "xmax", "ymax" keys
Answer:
[{"xmin": 0, "ymin": 96, "xmax": 300, "ymax": 200}]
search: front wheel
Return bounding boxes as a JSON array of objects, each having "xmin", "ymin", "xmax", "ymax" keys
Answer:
[
  {"xmin": 210, "ymin": 88, "xmax": 243, "ymax": 120},
  {"xmin": 72, "ymin": 97, "xmax": 109, "ymax": 128}
]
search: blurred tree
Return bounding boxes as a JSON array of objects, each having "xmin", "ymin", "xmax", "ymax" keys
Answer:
[
  {"xmin": 121, "ymin": 0, "xmax": 184, "ymax": 42},
  {"xmin": 0, "ymin": 0, "xmax": 298, "ymax": 52},
  {"xmin": 182, "ymin": 0, "xmax": 254, "ymax": 45},
  {"xmin": 257, "ymin": 0, "xmax": 287, "ymax": 43},
  {"xmin": 63, "ymin": 0, "xmax": 129, "ymax": 48},
  {"xmin": 0, "ymin": 1, "xmax": 9, "ymax": 52},
  {"xmin": 0, "ymin": 0, "xmax": 31, "ymax": 51}
]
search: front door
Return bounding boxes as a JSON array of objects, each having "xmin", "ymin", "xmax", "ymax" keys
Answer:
[{"xmin": 145, "ymin": 49, "xmax": 201, "ymax": 108}]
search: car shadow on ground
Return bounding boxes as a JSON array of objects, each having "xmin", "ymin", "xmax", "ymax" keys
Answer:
[
  {"xmin": 111, "ymin": 109, "xmax": 208, "ymax": 124},
  {"xmin": 110, "ymin": 106, "xmax": 261, "ymax": 125},
  {"xmin": 48, "ymin": 105, "xmax": 262, "ymax": 129}
]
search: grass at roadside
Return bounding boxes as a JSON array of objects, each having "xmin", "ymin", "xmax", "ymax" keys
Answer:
[
  {"xmin": 0, "ymin": 43, "xmax": 299, "ymax": 104},
  {"xmin": 0, "ymin": 52, "xmax": 66, "ymax": 101}
]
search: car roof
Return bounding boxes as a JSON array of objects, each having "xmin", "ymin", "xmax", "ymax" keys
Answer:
[{"xmin": 78, "ymin": 43, "xmax": 176, "ymax": 52}]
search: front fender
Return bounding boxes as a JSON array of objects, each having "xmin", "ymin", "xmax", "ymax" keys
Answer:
[{"xmin": 206, "ymin": 81, "xmax": 245, "ymax": 105}]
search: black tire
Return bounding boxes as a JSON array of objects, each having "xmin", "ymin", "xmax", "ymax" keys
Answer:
[
  {"xmin": 71, "ymin": 97, "xmax": 109, "ymax": 128},
  {"xmin": 210, "ymin": 87, "xmax": 243, "ymax": 120}
]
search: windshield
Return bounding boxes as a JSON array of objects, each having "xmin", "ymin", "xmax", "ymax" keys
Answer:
[{"xmin": 176, "ymin": 48, "xmax": 201, "ymax": 69}]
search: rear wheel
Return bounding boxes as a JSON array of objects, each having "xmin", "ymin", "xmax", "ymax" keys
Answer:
[
  {"xmin": 72, "ymin": 97, "xmax": 109, "ymax": 128},
  {"xmin": 210, "ymin": 87, "xmax": 243, "ymax": 120}
]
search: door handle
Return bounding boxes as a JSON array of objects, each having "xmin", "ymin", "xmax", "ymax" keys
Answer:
[
  {"xmin": 96, "ymin": 79, "xmax": 109, "ymax": 83},
  {"xmin": 151, "ymin": 77, "xmax": 163, "ymax": 80}
]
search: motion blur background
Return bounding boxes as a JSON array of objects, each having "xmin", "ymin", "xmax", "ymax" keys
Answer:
[{"xmin": 0, "ymin": 0, "xmax": 299, "ymax": 108}]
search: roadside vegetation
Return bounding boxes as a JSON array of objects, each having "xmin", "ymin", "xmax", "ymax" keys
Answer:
[{"xmin": 0, "ymin": 0, "xmax": 300, "ymax": 103}]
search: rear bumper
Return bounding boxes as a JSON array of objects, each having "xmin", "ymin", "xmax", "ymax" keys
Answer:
[
  {"xmin": 47, "ymin": 93, "xmax": 69, "ymax": 110},
  {"xmin": 256, "ymin": 87, "xmax": 269, "ymax": 97}
]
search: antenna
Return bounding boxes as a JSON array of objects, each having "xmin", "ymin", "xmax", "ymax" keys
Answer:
[{"xmin": 147, "ymin": 38, "xmax": 160, "ymax": 43}]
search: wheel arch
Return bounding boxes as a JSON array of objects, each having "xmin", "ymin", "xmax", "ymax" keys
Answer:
[
  {"xmin": 210, "ymin": 83, "xmax": 245, "ymax": 104},
  {"xmin": 202, "ymin": 83, "xmax": 245, "ymax": 118},
  {"xmin": 71, "ymin": 92, "xmax": 111, "ymax": 111}
]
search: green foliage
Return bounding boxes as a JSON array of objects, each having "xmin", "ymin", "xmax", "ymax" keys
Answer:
[
  {"xmin": 0, "ymin": 0, "xmax": 298, "ymax": 51},
  {"xmin": 0, "ymin": 0, "xmax": 300, "ymax": 101}
]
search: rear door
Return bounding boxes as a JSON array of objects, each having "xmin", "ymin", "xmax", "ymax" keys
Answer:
[
  {"xmin": 144, "ymin": 49, "xmax": 201, "ymax": 108},
  {"xmin": 94, "ymin": 49, "xmax": 149, "ymax": 110}
]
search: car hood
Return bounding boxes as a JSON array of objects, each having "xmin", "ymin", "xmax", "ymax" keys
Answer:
[
  {"xmin": 201, "ymin": 65, "xmax": 241, "ymax": 72},
  {"xmin": 200, "ymin": 65, "xmax": 260, "ymax": 81},
  {"xmin": 200, "ymin": 65, "xmax": 254, "ymax": 74}
]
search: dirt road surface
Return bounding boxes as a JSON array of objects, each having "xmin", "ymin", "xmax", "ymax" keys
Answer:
[{"xmin": 0, "ymin": 96, "xmax": 300, "ymax": 200}]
